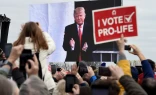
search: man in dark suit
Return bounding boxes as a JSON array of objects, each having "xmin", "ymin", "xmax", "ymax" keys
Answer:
[{"xmin": 63, "ymin": 7, "xmax": 95, "ymax": 61}]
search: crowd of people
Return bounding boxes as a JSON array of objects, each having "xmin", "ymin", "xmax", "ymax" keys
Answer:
[
  {"xmin": 0, "ymin": 31, "xmax": 156, "ymax": 95},
  {"xmin": 0, "ymin": 7, "xmax": 156, "ymax": 95}
]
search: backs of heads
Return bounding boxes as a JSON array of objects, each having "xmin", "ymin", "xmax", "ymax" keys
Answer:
[
  {"xmin": 78, "ymin": 61, "xmax": 87, "ymax": 67},
  {"xmin": 53, "ymin": 79, "xmax": 69, "ymax": 95},
  {"xmin": 19, "ymin": 75, "xmax": 50, "ymax": 95},
  {"xmin": 0, "ymin": 75, "xmax": 13, "ymax": 95},
  {"xmin": 79, "ymin": 86, "xmax": 91, "ymax": 95},
  {"xmin": 142, "ymin": 78, "xmax": 156, "ymax": 95},
  {"xmin": 91, "ymin": 79, "xmax": 120, "ymax": 95}
]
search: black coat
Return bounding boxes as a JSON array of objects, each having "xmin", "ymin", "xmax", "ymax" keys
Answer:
[{"xmin": 63, "ymin": 23, "xmax": 95, "ymax": 61}]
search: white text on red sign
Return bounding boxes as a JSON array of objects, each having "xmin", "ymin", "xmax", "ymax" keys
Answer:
[{"xmin": 98, "ymin": 12, "xmax": 135, "ymax": 37}]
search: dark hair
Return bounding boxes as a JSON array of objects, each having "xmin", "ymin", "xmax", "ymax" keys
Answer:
[
  {"xmin": 13, "ymin": 22, "xmax": 48, "ymax": 51},
  {"xmin": 142, "ymin": 78, "xmax": 156, "ymax": 95},
  {"xmin": 91, "ymin": 79, "xmax": 120, "ymax": 95},
  {"xmin": 78, "ymin": 61, "xmax": 88, "ymax": 77},
  {"xmin": 80, "ymin": 86, "xmax": 91, "ymax": 95},
  {"xmin": 91, "ymin": 66, "xmax": 96, "ymax": 71},
  {"xmin": 147, "ymin": 59, "xmax": 155, "ymax": 70}
]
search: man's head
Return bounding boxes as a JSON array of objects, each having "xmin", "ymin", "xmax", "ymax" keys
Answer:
[
  {"xmin": 91, "ymin": 79, "xmax": 120, "ymax": 95},
  {"xmin": 79, "ymin": 86, "xmax": 91, "ymax": 95},
  {"xmin": 53, "ymin": 79, "xmax": 69, "ymax": 95},
  {"xmin": 74, "ymin": 7, "xmax": 86, "ymax": 25},
  {"xmin": 142, "ymin": 78, "xmax": 156, "ymax": 95},
  {"xmin": 19, "ymin": 75, "xmax": 50, "ymax": 95},
  {"xmin": 0, "ymin": 75, "xmax": 14, "ymax": 95}
]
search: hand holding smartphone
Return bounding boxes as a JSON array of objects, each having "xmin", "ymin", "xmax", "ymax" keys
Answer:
[
  {"xmin": 51, "ymin": 65, "xmax": 57, "ymax": 74},
  {"xmin": 77, "ymin": 61, "xmax": 88, "ymax": 77},
  {"xmin": 125, "ymin": 45, "xmax": 131, "ymax": 51},
  {"xmin": 98, "ymin": 67, "xmax": 111, "ymax": 76},
  {"xmin": 57, "ymin": 68, "xmax": 62, "ymax": 72},
  {"xmin": 65, "ymin": 74, "xmax": 77, "ymax": 93},
  {"xmin": 20, "ymin": 49, "xmax": 33, "ymax": 71}
]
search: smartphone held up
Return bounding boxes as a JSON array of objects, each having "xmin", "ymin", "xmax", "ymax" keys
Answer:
[
  {"xmin": 98, "ymin": 67, "xmax": 111, "ymax": 76},
  {"xmin": 65, "ymin": 74, "xmax": 77, "ymax": 93},
  {"xmin": 125, "ymin": 45, "xmax": 131, "ymax": 51},
  {"xmin": 19, "ymin": 49, "xmax": 34, "ymax": 72}
]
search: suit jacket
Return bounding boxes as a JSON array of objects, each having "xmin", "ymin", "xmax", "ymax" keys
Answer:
[{"xmin": 63, "ymin": 23, "xmax": 95, "ymax": 61}]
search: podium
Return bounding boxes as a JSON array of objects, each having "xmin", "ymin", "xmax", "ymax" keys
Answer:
[{"xmin": 92, "ymin": 50, "xmax": 119, "ymax": 62}]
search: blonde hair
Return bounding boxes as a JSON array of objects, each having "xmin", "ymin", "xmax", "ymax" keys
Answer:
[
  {"xmin": 74, "ymin": 7, "xmax": 85, "ymax": 15},
  {"xmin": 53, "ymin": 79, "xmax": 69, "ymax": 95}
]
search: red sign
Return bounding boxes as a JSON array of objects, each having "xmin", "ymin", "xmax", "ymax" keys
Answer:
[{"xmin": 92, "ymin": 6, "xmax": 138, "ymax": 44}]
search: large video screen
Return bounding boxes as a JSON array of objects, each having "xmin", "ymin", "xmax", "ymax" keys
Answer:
[{"xmin": 29, "ymin": 0, "xmax": 121, "ymax": 62}]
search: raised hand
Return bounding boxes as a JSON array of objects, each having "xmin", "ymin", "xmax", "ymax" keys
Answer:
[
  {"xmin": 82, "ymin": 42, "xmax": 88, "ymax": 51},
  {"xmin": 129, "ymin": 45, "xmax": 142, "ymax": 55},
  {"xmin": 108, "ymin": 65, "xmax": 124, "ymax": 80},
  {"xmin": 25, "ymin": 55, "xmax": 39, "ymax": 77},
  {"xmin": 72, "ymin": 84, "xmax": 80, "ymax": 95},
  {"xmin": 8, "ymin": 45, "xmax": 24, "ymax": 63},
  {"xmin": 70, "ymin": 38, "xmax": 75, "ymax": 48},
  {"xmin": 116, "ymin": 34, "xmax": 125, "ymax": 52}
]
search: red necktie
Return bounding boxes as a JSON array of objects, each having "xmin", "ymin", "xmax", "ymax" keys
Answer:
[{"xmin": 78, "ymin": 25, "xmax": 82, "ymax": 61}]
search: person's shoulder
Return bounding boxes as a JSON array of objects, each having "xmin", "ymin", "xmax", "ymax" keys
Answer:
[
  {"xmin": 42, "ymin": 32, "xmax": 53, "ymax": 39},
  {"xmin": 84, "ymin": 22, "xmax": 92, "ymax": 27},
  {"xmin": 84, "ymin": 22, "xmax": 93, "ymax": 32},
  {"xmin": 42, "ymin": 31, "xmax": 51, "ymax": 37},
  {"xmin": 65, "ymin": 23, "xmax": 76, "ymax": 28},
  {"xmin": 42, "ymin": 31, "xmax": 48, "ymax": 35}
]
